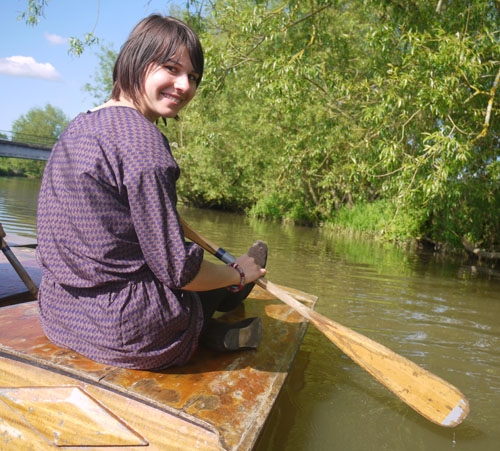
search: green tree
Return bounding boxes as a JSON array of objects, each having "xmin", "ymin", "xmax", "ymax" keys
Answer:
[
  {"xmin": 173, "ymin": 0, "xmax": 500, "ymax": 250},
  {"xmin": 173, "ymin": 1, "xmax": 381, "ymax": 222},
  {"xmin": 12, "ymin": 104, "xmax": 68, "ymax": 146},
  {"xmin": 83, "ymin": 45, "xmax": 116, "ymax": 105},
  {"xmin": 355, "ymin": 0, "xmax": 500, "ymax": 248}
]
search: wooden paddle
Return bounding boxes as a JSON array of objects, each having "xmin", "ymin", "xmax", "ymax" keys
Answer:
[
  {"xmin": 180, "ymin": 217, "xmax": 470, "ymax": 427},
  {"xmin": 0, "ymin": 224, "xmax": 38, "ymax": 299}
]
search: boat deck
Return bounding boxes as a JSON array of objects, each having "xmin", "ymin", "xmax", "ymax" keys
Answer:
[{"xmin": 0, "ymin": 244, "xmax": 316, "ymax": 450}]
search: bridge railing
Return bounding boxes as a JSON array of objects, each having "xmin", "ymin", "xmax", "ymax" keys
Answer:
[
  {"xmin": 0, "ymin": 130, "xmax": 55, "ymax": 149},
  {"xmin": 0, "ymin": 130, "xmax": 53, "ymax": 161}
]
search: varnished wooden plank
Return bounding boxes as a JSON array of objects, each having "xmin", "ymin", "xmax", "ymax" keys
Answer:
[
  {"xmin": 0, "ymin": 386, "xmax": 148, "ymax": 447},
  {"xmin": 0, "ymin": 358, "xmax": 221, "ymax": 450}
]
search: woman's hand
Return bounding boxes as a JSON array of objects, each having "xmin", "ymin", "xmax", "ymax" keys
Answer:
[
  {"xmin": 182, "ymin": 245, "xmax": 267, "ymax": 292},
  {"xmin": 234, "ymin": 252, "xmax": 266, "ymax": 285}
]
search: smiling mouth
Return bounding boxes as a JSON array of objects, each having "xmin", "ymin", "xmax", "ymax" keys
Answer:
[{"xmin": 162, "ymin": 93, "xmax": 183, "ymax": 105}]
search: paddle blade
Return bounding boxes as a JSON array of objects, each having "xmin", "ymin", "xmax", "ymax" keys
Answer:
[
  {"xmin": 259, "ymin": 279, "xmax": 470, "ymax": 427},
  {"xmin": 311, "ymin": 311, "xmax": 469, "ymax": 427}
]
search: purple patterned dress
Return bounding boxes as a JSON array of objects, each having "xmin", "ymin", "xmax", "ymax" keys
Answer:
[{"xmin": 36, "ymin": 106, "xmax": 204, "ymax": 369}]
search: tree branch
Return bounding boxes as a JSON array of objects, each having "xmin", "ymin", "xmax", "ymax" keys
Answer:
[
  {"xmin": 461, "ymin": 236, "xmax": 500, "ymax": 262},
  {"xmin": 475, "ymin": 65, "xmax": 500, "ymax": 140}
]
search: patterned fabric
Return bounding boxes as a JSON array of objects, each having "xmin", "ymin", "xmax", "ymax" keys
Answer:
[{"xmin": 36, "ymin": 106, "xmax": 204, "ymax": 369}]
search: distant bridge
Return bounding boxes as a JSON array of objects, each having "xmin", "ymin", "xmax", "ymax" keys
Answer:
[
  {"xmin": 0, "ymin": 130, "xmax": 52, "ymax": 161},
  {"xmin": 0, "ymin": 139, "xmax": 51, "ymax": 161}
]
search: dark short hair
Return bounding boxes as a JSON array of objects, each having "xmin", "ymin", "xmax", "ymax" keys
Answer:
[{"xmin": 111, "ymin": 15, "xmax": 204, "ymax": 104}]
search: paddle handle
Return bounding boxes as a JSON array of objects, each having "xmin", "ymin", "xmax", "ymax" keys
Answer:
[
  {"xmin": 205, "ymin": 243, "xmax": 235, "ymax": 265},
  {"xmin": 180, "ymin": 217, "xmax": 235, "ymax": 264},
  {"xmin": 0, "ymin": 224, "xmax": 39, "ymax": 299}
]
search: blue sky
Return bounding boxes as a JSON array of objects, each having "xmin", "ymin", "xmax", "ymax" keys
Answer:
[{"xmin": 0, "ymin": 1, "xmax": 181, "ymax": 134}]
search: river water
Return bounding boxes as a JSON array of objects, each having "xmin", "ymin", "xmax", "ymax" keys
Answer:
[{"xmin": 1, "ymin": 175, "xmax": 499, "ymax": 450}]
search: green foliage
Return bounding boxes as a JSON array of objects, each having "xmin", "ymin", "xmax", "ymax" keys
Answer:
[
  {"xmin": 12, "ymin": 104, "xmax": 68, "ymax": 145},
  {"xmin": 172, "ymin": 0, "xmax": 500, "ymax": 250},
  {"xmin": 18, "ymin": 0, "xmax": 99, "ymax": 56},
  {"xmin": 330, "ymin": 199, "xmax": 423, "ymax": 243},
  {"xmin": 0, "ymin": 157, "xmax": 45, "ymax": 178},
  {"xmin": 17, "ymin": 0, "xmax": 48, "ymax": 26},
  {"xmin": 83, "ymin": 45, "xmax": 116, "ymax": 105},
  {"xmin": 68, "ymin": 33, "xmax": 99, "ymax": 57}
]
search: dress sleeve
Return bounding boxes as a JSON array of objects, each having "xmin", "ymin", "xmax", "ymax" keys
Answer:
[{"xmin": 123, "ymin": 133, "xmax": 203, "ymax": 289}]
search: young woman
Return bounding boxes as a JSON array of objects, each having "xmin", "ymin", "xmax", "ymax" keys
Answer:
[{"xmin": 36, "ymin": 15, "xmax": 267, "ymax": 370}]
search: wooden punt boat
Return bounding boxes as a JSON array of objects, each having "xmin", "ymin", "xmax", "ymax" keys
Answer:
[{"xmin": 0, "ymin": 242, "xmax": 317, "ymax": 450}]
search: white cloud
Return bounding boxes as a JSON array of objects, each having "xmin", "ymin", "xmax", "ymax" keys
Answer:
[
  {"xmin": 0, "ymin": 56, "xmax": 61, "ymax": 81},
  {"xmin": 45, "ymin": 32, "xmax": 69, "ymax": 46}
]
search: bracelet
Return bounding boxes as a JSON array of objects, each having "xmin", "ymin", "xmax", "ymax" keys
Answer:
[{"xmin": 227, "ymin": 262, "xmax": 245, "ymax": 293}]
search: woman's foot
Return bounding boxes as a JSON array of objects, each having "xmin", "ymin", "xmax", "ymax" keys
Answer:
[
  {"xmin": 223, "ymin": 317, "xmax": 263, "ymax": 350},
  {"xmin": 218, "ymin": 240, "xmax": 268, "ymax": 311},
  {"xmin": 247, "ymin": 240, "xmax": 268, "ymax": 269},
  {"xmin": 200, "ymin": 317, "xmax": 263, "ymax": 352}
]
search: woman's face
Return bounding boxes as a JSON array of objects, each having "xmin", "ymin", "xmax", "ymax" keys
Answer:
[{"xmin": 139, "ymin": 47, "xmax": 200, "ymax": 122}]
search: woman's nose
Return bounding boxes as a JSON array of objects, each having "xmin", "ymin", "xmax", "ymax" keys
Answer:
[{"xmin": 175, "ymin": 73, "xmax": 191, "ymax": 92}]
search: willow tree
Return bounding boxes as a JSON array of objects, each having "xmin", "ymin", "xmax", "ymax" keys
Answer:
[
  {"xmin": 32, "ymin": 0, "xmax": 500, "ymax": 249},
  {"xmin": 174, "ymin": 1, "xmax": 369, "ymax": 219},
  {"xmin": 172, "ymin": 0, "xmax": 499, "ymax": 250},
  {"xmin": 359, "ymin": 0, "xmax": 500, "ymax": 247}
]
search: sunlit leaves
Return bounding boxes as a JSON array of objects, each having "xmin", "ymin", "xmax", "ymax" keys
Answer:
[
  {"xmin": 17, "ymin": 0, "xmax": 48, "ymax": 26},
  {"xmin": 18, "ymin": 0, "xmax": 100, "ymax": 56},
  {"xmin": 68, "ymin": 33, "xmax": 99, "ymax": 57},
  {"xmin": 83, "ymin": 45, "xmax": 116, "ymax": 104}
]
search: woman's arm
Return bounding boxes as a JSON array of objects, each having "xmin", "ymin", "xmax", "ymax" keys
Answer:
[{"xmin": 182, "ymin": 253, "xmax": 266, "ymax": 292}]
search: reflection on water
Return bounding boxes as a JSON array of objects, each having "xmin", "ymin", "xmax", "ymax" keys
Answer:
[
  {"xmin": 2, "ymin": 176, "xmax": 500, "ymax": 450},
  {"xmin": 0, "ymin": 177, "xmax": 39, "ymax": 237}
]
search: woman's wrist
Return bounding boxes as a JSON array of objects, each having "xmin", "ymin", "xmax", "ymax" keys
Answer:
[{"xmin": 227, "ymin": 262, "xmax": 245, "ymax": 293}]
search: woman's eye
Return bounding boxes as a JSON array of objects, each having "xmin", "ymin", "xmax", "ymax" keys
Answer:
[{"xmin": 162, "ymin": 64, "xmax": 199, "ymax": 83}]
